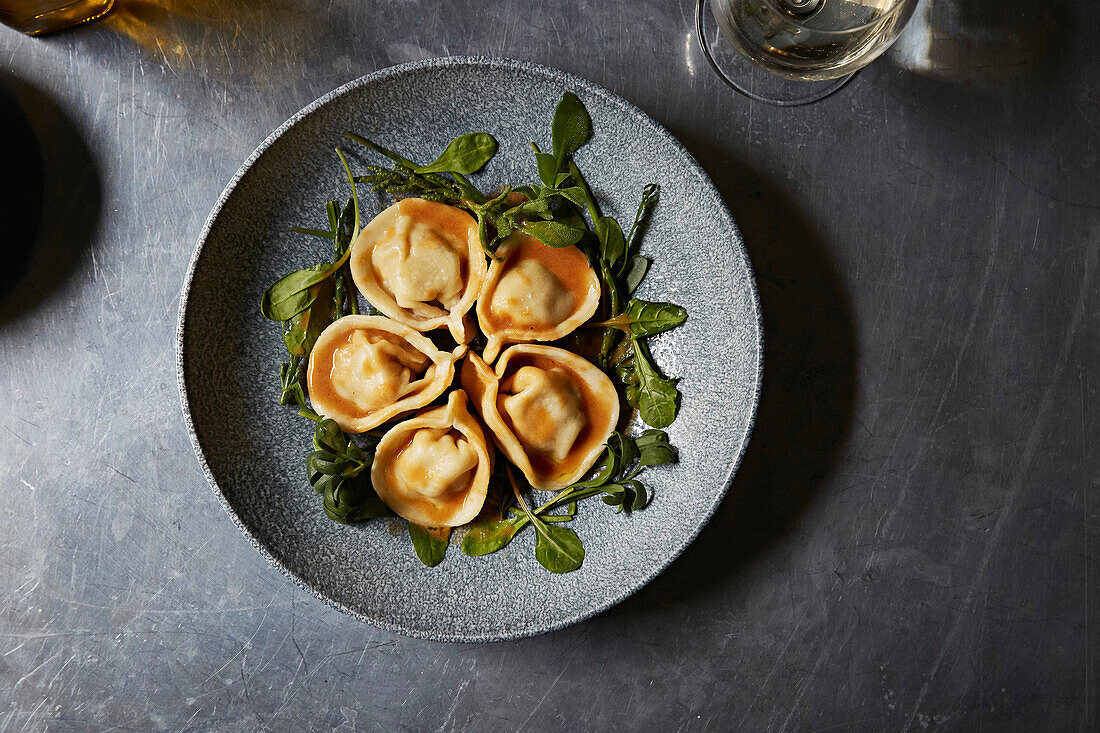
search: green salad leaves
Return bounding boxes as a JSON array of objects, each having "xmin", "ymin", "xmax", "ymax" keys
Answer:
[{"xmin": 260, "ymin": 91, "xmax": 689, "ymax": 573}]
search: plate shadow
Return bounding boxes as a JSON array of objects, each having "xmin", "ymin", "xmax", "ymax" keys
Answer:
[{"xmin": 603, "ymin": 130, "xmax": 858, "ymax": 619}]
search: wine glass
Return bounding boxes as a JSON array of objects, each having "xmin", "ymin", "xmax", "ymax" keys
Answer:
[{"xmin": 696, "ymin": 0, "xmax": 919, "ymax": 106}]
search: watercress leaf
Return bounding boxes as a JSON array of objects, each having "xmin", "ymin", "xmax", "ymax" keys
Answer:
[
  {"xmin": 551, "ymin": 185, "xmax": 588, "ymax": 209},
  {"xmin": 632, "ymin": 339, "xmax": 681, "ymax": 429},
  {"xmin": 415, "ymin": 132, "xmax": 498, "ymax": 174},
  {"xmin": 630, "ymin": 482, "xmax": 650, "ymax": 511},
  {"xmin": 625, "ymin": 298, "xmax": 688, "ymax": 338},
  {"xmin": 551, "ymin": 91, "xmax": 592, "ymax": 164},
  {"xmin": 306, "ymin": 450, "xmax": 343, "ymax": 476},
  {"xmin": 597, "ymin": 216, "xmax": 626, "ymax": 266},
  {"xmin": 511, "ymin": 196, "xmax": 555, "ymax": 221},
  {"xmin": 611, "ymin": 432, "xmax": 638, "ymax": 475},
  {"xmin": 624, "ymin": 255, "xmax": 650, "ymax": 295},
  {"xmin": 315, "ymin": 419, "xmax": 348, "ymax": 453},
  {"xmin": 553, "ymin": 171, "xmax": 572, "ymax": 189},
  {"xmin": 627, "ymin": 183, "xmax": 660, "ymax": 255},
  {"xmin": 602, "ymin": 495, "xmax": 622, "ymax": 506},
  {"xmin": 602, "ymin": 483, "xmax": 626, "ymax": 497},
  {"xmin": 320, "ymin": 468, "xmax": 390, "ymax": 524},
  {"xmin": 535, "ymin": 152, "xmax": 558, "ymax": 186},
  {"xmin": 461, "ymin": 519, "xmax": 520, "ymax": 556},
  {"xmin": 513, "ymin": 184, "xmax": 541, "ymax": 200},
  {"xmin": 345, "ymin": 442, "xmax": 366, "ymax": 462},
  {"xmin": 534, "ymin": 523, "xmax": 585, "ymax": 574},
  {"xmin": 311, "ymin": 473, "xmax": 334, "ymax": 496},
  {"xmin": 636, "ymin": 429, "xmax": 679, "ymax": 466},
  {"xmin": 522, "ymin": 220, "xmax": 586, "ymax": 248},
  {"xmin": 574, "ymin": 448, "xmax": 618, "ymax": 488},
  {"xmin": 409, "ymin": 524, "xmax": 449, "ymax": 567}
]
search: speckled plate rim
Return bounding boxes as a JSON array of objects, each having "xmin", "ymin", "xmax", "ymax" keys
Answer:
[{"xmin": 177, "ymin": 55, "xmax": 763, "ymax": 643}]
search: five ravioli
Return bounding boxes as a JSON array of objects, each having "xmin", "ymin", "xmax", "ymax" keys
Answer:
[{"xmin": 311, "ymin": 201, "xmax": 624, "ymax": 518}]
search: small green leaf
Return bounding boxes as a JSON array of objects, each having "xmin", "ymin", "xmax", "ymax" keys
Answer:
[
  {"xmin": 551, "ymin": 91, "xmax": 592, "ymax": 164},
  {"xmin": 321, "ymin": 473, "xmax": 391, "ymax": 524},
  {"xmin": 534, "ymin": 523, "xmax": 585, "ymax": 573},
  {"xmin": 261, "ymin": 243, "xmax": 352, "ymax": 322},
  {"xmin": 535, "ymin": 152, "xmax": 558, "ymax": 186},
  {"xmin": 510, "ymin": 196, "xmax": 555, "ymax": 221},
  {"xmin": 555, "ymin": 186, "xmax": 590, "ymax": 209},
  {"xmin": 636, "ymin": 429, "xmax": 679, "ymax": 466},
  {"xmin": 596, "ymin": 216, "xmax": 626, "ymax": 266},
  {"xmin": 522, "ymin": 220, "xmax": 586, "ymax": 248},
  {"xmin": 415, "ymin": 132, "xmax": 498, "ymax": 174},
  {"xmin": 409, "ymin": 524, "xmax": 449, "ymax": 567},
  {"xmin": 461, "ymin": 519, "xmax": 520, "ymax": 556},
  {"xmin": 260, "ymin": 265, "xmax": 326, "ymax": 321},
  {"xmin": 283, "ymin": 278, "xmax": 336, "ymax": 357},
  {"xmin": 625, "ymin": 298, "xmax": 688, "ymax": 338},
  {"xmin": 632, "ymin": 339, "xmax": 680, "ymax": 429},
  {"xmin": 608, "ymin": 432, "xmax": 638, "ymax": 475},
  {"xmin": 624, "ymin": 255, "xmax": 650, "ymax": 294}
]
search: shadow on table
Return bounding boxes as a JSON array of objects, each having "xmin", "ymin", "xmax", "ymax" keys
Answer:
[
  {"xmin": 0, "ymin": 78, "xmax": 101, "ymax": 325},
  {"xmin": 886, "ymin": 0, "xmax": 1072, "ymax": 98},
  {"xmin": 602, "ymin": 132, "xmax": 858, "ymax": 620}
]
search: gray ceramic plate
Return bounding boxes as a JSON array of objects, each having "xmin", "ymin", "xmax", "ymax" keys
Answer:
[{"xmin": 178, "ymin": 57, "xmax": 761, "ymax": 642}]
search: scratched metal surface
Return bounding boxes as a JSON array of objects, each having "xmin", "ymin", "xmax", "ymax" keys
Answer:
[{"xmin": 0, "ymin": 0, "xmax": 1096, "ymax": 730}]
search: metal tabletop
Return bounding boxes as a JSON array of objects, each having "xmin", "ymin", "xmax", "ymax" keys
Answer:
[{"xmin": 1, "ymin": 0, "xmax": 1096, "ymax": 729}]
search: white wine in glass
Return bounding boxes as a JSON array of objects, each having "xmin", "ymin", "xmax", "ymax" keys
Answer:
[{"xmin": 710, "ymin": 0, "xmax": 918, "ymax": 81}]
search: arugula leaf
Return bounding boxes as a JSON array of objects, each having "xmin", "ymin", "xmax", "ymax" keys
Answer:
[
  {"xmin": 533, "ymin": 523, "xmax": 585, "ymax": 573},
  {"xmin": 409, "ymin": 524, "xmax": 450, "ymax": 567},
  {"xmin": 522, "ymin": 219, "xmax": 587, "ymax": 248},
  {"xmin": 632, "ymin": 338, "xmax": 681, "ymax": 429},
  {"xmin": 624, "ymin": 298, "xmax": 688, "ymax": 338},
  {"xmin": 415, "ymin": 132, "xmax": 499, "ymax": 175},
  {"xmin": 551, "ymin": 91, "xmax": 592, "ymax": 165}
]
